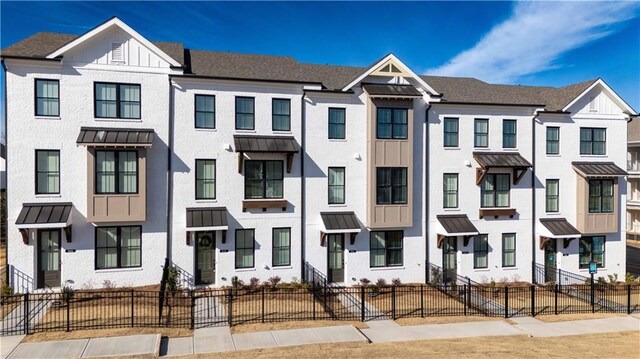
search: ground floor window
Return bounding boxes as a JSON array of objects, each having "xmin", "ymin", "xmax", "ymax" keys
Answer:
[
  {"xmin": 474, "ymin": 235, "xmax": 488, "ymax": 269},
  {"xmin": 579, "ymin": 236, "xmax": 605, "ymax": 268},
  {"xmin": 502, "ymin": 233, "xmax": 516, "ymax": 267},
  {"xmin": 272, "ymin": 228, "xmax": 291, "ymax": 267},
  {"xmin": 95, "ymin": 226, "xmax": 141, "ymax": 269},
  {"xmin": 235, "ymin": 229, "xmax": 255, "ymax": 269},
  {"xmin": 370, "ymin": 231, "xmax": 403, "ymax": 267}
]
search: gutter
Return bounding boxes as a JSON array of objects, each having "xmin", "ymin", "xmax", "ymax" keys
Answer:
[
  {"xmin": 424, "ymin": 104, "xmax": 431, "ymax": 283},
  {"xmin": 300, "ymin": 90, "xmax": 306, "ymax": 280},
  {"xmin": 166, "ymin": 77, "xmax": 175, "ymax": 263},
  {"xmin": 1, "ymin": 60, "xmax": 7, "ymax": 283},
  {"xmin": 531, "ymin": 110, "xmax": 540, "ymax": 284},
  {"xmin": 169, "ymin": 74, "xmax": 323, "ymax": 87}
]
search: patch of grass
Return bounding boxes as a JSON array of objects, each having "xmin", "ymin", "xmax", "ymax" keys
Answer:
[
  {"xmin": 231, "ymin": 320, "xmax": 368, "ymax": 334},
  {"xmin": 22, "ymin": 327, "xmax": 192, "ymax": 343},
  {"xmin": 396, "ymin": 315, "xmax": 504, "ymax": 326},
  {"xmin": 534, "ymin": 313, "xmax": 628, "ymax": 323}
]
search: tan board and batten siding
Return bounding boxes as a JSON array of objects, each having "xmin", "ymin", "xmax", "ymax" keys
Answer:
[
  {"xmin": 629, "ymin": 118, "xmax": 640, "ymax": 143},
  {"xmin": 366, "ymin": 98, "xmax": 413, "ymax": 228}
]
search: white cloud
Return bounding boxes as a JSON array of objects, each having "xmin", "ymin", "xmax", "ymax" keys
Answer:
[{"xmin": 427, "ymin": 1, "xmax": 639, "ymax": 83}]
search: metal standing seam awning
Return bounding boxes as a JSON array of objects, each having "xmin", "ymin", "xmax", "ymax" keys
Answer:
[
  {"xmin": 539, "ymin": 218, "xmax": 581, "ymax": 250},
  {"xmin": 473, "ymin": 152, "xmax": 533, "ymax": 185},
  {"xmin": 15, "ymin": 203, "xmax": 73, "ymax": 244},
  {"xmin": 186, "ymin": 207, "xmax": 228, "ymax": 244},
  {"xmin": 320, "ymin": 212, "xmax": 362, "ymax": 245},
  {"xmin": 362, "ymin": 83, "xmax": 423, "ymax": 99},
  {"xmin": 436, "ymin": 214, "xmax": 479, "ymax": 248},
  {"xmin": 76, "ymin": 127, "xmax": 155, "ymax": 147},
  {"xmin": 572, "ymin": 162, "xmax": 627, "ymax": 178},
  {"xmin": 234, "ymin": 135, "xmax": 299, "ymax": 173}
]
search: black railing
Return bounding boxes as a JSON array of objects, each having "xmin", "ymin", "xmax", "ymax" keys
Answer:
[{"xmin": 534, "ymin": 263, "xmax": 591, "ymax": 286}]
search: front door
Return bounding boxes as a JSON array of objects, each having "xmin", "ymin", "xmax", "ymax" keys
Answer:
[
  {"xmin": 195, "ymin": 231, "xmax": 215, "ymax": 285},
  {"xmin": 37, "ymin": 229, "xmax": 61, "ymax": 289},
  {"xmin": 328, "ymin": 234, "xmax": 344, "ymax": 283},
  {"xmin": 442, "ymin": 236, "xmax": 457, "ymax": 284},
  {"xmin": 544, "ymin": 239, "xmax": 557, "ymax": 283}
]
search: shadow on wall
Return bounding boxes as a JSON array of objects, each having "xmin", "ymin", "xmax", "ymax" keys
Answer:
[{"xmin": 9, "ymin": 265, "xmax": 33, "ymax": 293}]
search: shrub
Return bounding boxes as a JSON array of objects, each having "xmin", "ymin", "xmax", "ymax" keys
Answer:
[
  {"xmin": 391, "ymin": 278, "xmax": 402, "ymax": 286},
  {"xmin": 248, "ymin": 277, "xmax": 260, "ymax": 290},
  {"xmin": 625, "ymin": 273, "xmax": 637, "ymax": 284},
  {"xmin": 510, "ymin": 274, "xmax": 521, "ymax": 283},
  {"xmin": 102, "ymin": 280, "xmax": 117, "ymax": 290},
  {"xmin": 268, "ymin": 276, "xmax": 282, "ymax": 287},
  {"xmin": 607, "ymin": 273, "xmax": 619, "ymax": 284},
  {"xmin": 359, "ymin": 278, "xmax": 371, "ymax": 286},
  {"xmin": 430, "ymin": 267, "xmax": 442, "ymax": 285},
  {"xmin": 596, "ymin": 276, "xmax": 607, "ymax": 285},
  {"xmin": 375, "ymin": 278, "xmax": 387, "ymax": 287},
  {"xmin": 167, "ymin": 265, "xmax": 180, "ymax": 292},
  {"xmin": 61, "ymin": 283, "xmax": 75, "ymax": 302},
  {"xmin": 2, "ymin": 283, "xmax": 14, "ymax": 297},
  {"xmin": 499, "ymin": 277, "xmax": 509, "ymax": 286}
]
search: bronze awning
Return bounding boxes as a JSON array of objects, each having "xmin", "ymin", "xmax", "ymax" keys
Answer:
[
  {"xmin": 186, "ymin": 207, "xmax": 228, "ymax": 245},
  {"xmin": 76, "ymin": 127, "xmax": 154, "ymax": 147},
  {"xmin": 15, "ymin": 203, "xmax": 73, "ymax": 244},
  {"xmin": 473, "ymin": 152, "xmax": 532, "ymax": 185},
  {"xmin": 539, "ymin": 218, "xmax": 581, "ymax": 249},
  {"xmin": 572, "ymin": 162, "xmax": 627, "ymax": 178},
  {"xmin": 436, "ymin": 214, "xmax": 479, "ymax": 248},
  {"xmin": 234, "ymin": 135, "xmax": 299, "ymax": 173}
]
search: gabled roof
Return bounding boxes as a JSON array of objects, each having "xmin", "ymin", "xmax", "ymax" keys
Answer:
[{"xmin": 561, "ymin": 78, "xmax": 637, "ymax": 115}]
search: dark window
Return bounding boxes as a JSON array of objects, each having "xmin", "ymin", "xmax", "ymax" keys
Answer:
[
  {"xmin": 35, "ymin": 150, "xmax": 60, "ymax": 194},
  {"xmin": 95, "ymin": 226, "xmax": 141, "ymax": 269},
  {"xmin": 503, "ymin": 119, "xmax": 517, "ymax": 148},
  {"xmin": 443, "ymin": 173, "xmax": 458, "ymax": 208},
  {"xmin": 244, "ymin": 160, "xmax": 284, "ymax": 199},
  {"xmin": 235, "ymin": 229, "xmax": 255, "ymax": 269},
  {"xmin": 377, "ymin": 108, "xmax": 408, "ymax": 139},
  {"xmin": 94, "ymin": 82, "xmax": 140, "ymax": 119},
  {"xmin": 376, "ymin": 167, "xmax": 407, "ymax": 204},
  {"xmin": 272, "ymin": 98, "xmax": 291, "ymax": 131},
  {"xmin": 328, "ymin": 108, "xmax": 346, "ymax": 139},
  {"xmin": 580, "ymin": 128, "xmax": 606, "ymax": 155},
  {"xmin": 480, "ymin": 174, "xmax": 510, "ymax": 208},
  {"xmin": 195, "ymin": 159, "xmax": 216, "ymax": 200},
  {"xmin": 502, "ymin": 233, "xmax": 516, "ymax": 267},
  {"xmin": 474, "ymin": 235, "xmax": 488, "ymax": 269},
  {"xmin": 272, "ymin": 228, "xmax": 291, "ymax": 267},
  {"xmin": 546, "ymin": 179, "xmax": 559, "ymax": 212},
  {"xmin": 588, "ymin": 179, "xmax": 614, "ymax": 213},
  {"xmin": 235, "ymin": 97, "xmax": 255, "ymax": 130},
  {"xmin": 195, "ymin": 95, "xmax": 215, "ymax": 129},
  {"xmin": 370, "ymin": 231, "xmax": 403, "ymax": 267},
  {"xmin": 328, "ymin": 167, "xmax": 345, "ymax": 204},
  {"xmin": 579, "ymin": 236, "xmax": 605, "ymax": 268},
  {"xmin": 35, "ymin": 79, "xmax": 59, "ymax": 117},
  {"xmin": 443, "ymin": 118, "xmax": 459, "ymax": 147},
  {"xmin": 474, "ymin": 119, "xmax": 488, "ymax": 148},
  {"xmin": 95, "ymin": 150, "xmax": 138, "ymax": 194},
  {"xmin": 546, "ymin": 127, "xmax": 559, "ymax": 154}
]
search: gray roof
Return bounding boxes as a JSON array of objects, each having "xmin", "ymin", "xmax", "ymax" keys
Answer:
[
  {"xmin": 320, "ymin": 212, "xmax": 361, "ymax": 231},
  {"xmin": 473, "ymin": 152, "xmax": 533, "ymax": 168},
  {"xmin": 572, "ymin": 162, "xmax": 628, "ymax": 177},
  {"xmin": 77, "ymin": 127, "xmax": 154, "ymax": 146},
  {"xmin": 16, "ymin": 203, "xmax": 72, "ymax": 225},
  {"xmin": 186, "ymin": 207, "xmax": 228, "ymax": 228},
  {"xmin": 540, "ymin": 218, "xmax": 581, "ymax": 237},
  {"xmin": 0, "ymin": 31, "xmax": 609, "ymax": 111},
  {"xmin": 362, "ymin": 83, "xmax": 422, "ymax": 97},
  {"xmin": 234, "ymin": 135, "xmax": 299, "ymax": 153},
  {"xmin": 436, "ymin": 214, "xmax": 479, "ymax": 235}
]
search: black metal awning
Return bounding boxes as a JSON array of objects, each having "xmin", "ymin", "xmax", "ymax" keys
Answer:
[
  {"xmin": 15, "ymin": 203, "xmax": 73, "ymax": 244},
  {"xmin": 362, "ymin": 83, "xmax": 422, "ymax": 98},
  {"xmin": 436, "ymin": 214, "xmax": 479, "ymax": 248},
  {"xmin": 473, "ymin": 152, "xmax": 532, "ymax": 185},
  {"xmin": 234, "ymin": 135, "xmax": 299, "ymax": 173},
  {"xmin": 320, "ymin": 211, "xmax": 361, "ymax": 245},
  {"xmin": 76, "ymin": 127, "xmax": 154, "ymax": 147},
  {"xmin": 539, "ymin": 218, "xmax": 581, "ymax": 250},
  {"xmin": 186, "ymin": 207, "xmax": 228, "ymax": 230},
  {"xmin": 572, "ymin": 162, "xmax": 627, "ymax": 178}
]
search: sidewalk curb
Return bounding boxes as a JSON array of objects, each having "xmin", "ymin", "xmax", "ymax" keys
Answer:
[{"xmin": 154, "ymin": 334, "xmax": 162, "ymax": 357}]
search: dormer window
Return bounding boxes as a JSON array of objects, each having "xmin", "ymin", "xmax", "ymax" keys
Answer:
[{"xmin": 110, "ymin": 43, "xmax": 124, "ymax": 63}]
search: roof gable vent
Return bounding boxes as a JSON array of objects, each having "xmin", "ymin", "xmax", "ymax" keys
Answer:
[{"xmin": 111, "ymin": 42, "xmax": 124, "ymax": 63}]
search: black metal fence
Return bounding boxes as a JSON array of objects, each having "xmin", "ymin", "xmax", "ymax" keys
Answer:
[{"xmin": 1, "ymin": 283, "xmax": 639, "ymax": 336}]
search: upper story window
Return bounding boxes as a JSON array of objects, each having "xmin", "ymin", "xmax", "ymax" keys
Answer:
[
  {"xmin": 272, "ymin": 98, "xmax": 291, "ymax": 131},
  {"xmin": 546, "ymin": 179, "xmax": 559, "ymax": 213},
  {"xmin": 235, "ymin": 97, "xmax": 255, "ymax": 130},
  {"xmin": 443, "ymin": 118, "xmax": 459, "ymax": 147},
  {"xmin": 443, "ymin": 173, "xmax": 458, "ymax": 208},
  {"xmin": 35, "ymin": 79, "xmax": 59, "ymax": 117},
  {"xmin": 95, "ymin": 150, "xmax": 138, "ymax": 194},
  {"xmin": 110, "ymin": 43, "xmax": 125, "ymax": 63},
  {"xmin": 502, "ymin": 119, "xmax": 517, "ymax": 148},
  {"xmin": 370, "ymin": 231, "xmax": 403, "ymax": 267},
  {"xmin": 481, "ymin": 173, "xmax": 510, "ymax": 208},
  {"xmin": 36, "ymin": 150, "xmax": 60, "ymax": 194},
  {"xmin": 377, "ymin": 108, "xmax": 408, "ymax": 139},
  {"xmin": 195, "ymin": 95, "xmax": 215, "ymax": 129},
  {"xmin": 376, "ymin": 167, "xmax": 407, "ymax": 205},
  {"xmin": 328, "ymin": 108, "xmax": 346, "ymax": 139},
  {"xmin": 95, "ymin": 83, "xmax": 140, "ymax": 119},
  {"xmin": 474, "ymin": 119, "xmax": 488, "ymax": 148},
  {"xmin": 195, "ymin": 159, "xmax": 216, "ymax": 200},
  {"xmin": 546, "ymin": 127, "xmax": 560, "ymax": 155},
  {"xmin": 588, "ymin": 179, "xmax": 613, "ymax": 213},
  {"xmin": 580, "ymin": 128, "xmax": 606, "ymax": 155},
  {"xmin": 328, "ymin": 167, "xmax": 345, "ymax": 204},
  {"xmin": 244, "ymin": 160, "xmax": 283, "ymax": 199}
]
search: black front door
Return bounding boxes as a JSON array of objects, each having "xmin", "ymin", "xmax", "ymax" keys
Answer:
[
  {"xmin": 328, "ymin": 234, "xmax": 344, "ymax": 283},
  {"xmin": 544, "ymin": 239, "xmax": 557, "ymax": 283},
  {"xmin": 442, "ymin": 236, "xmax": 457, "ymax": 284},
  {"xmin": 37, "ymin": 229, "xmax": 61, "ymax": 289},
  {"xmin": 195, "ymin": 231, "xmax": 215, "ymax": 285}
]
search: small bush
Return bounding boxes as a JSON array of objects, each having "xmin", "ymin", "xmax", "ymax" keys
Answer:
[
  {"xmin": 61, "ymin": 283, "xmax": 75, "ymax": 302},
  {"xmin": 268, "ymin": 276, "xmax": 282, "ymax": 287},
  {"xmin": 2, "ymin": 283, "xmax": 14, "ymax": 297},
  {"xmin": 248, "ymin": 277, "xmax": 260, "ymax": 290},
  {"xmin": 607, "ymin": 273, "xmax": 619, "ymax": 284},
  {"xmin": 499, "ymin": 277, "xmax": 509, "ymax": 286},
  {"xmin": 430, "ymin": 267, "xmax": 442, "ymax": 285},
  {"xmin": 596, "ymin": 276, "xmax": 607, "ymax": 285},
  {"xmin": 510, "ymin": 274, "xmax": 521, "ymax": 283},
  {"xmin": 102, "ymin": 280, "xmax": 117, "ymax": 290},
  {"xmin": 375, "ymin": 278, "xmax": 387, "ymax": 287},
  {"xmin": 391, "ymin": 278, "xmax": 402, "ymax": 286},
  {"xmin": 625, "ymin": 273, "xmax": 637, "ymax": 284},
  {"xmin": 166, "ymin": 265, "xmax": 180, "ymax": 292},
  {"xmin": 359, "ymin": 278, "xmax": 371, "ymax": 286}
]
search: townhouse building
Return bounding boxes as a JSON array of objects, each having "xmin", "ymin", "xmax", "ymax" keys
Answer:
[
  {"xmin": 1, "ymin": 17, "xmax": 635, "ymax": 292},
  {"xmin": 628, "ymin": 118, "xmax": 640, "ymax": 241}
]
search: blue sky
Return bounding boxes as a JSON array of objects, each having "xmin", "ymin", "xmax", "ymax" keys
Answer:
[{"xmin": 1, "ymin": 0, "xmax": 639, "ymax": 128}]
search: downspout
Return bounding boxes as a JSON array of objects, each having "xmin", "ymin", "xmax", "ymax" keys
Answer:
[
  {"xmin": 166, "ymin": 77, "xmax": 174, "ymax": 263},
  {"xmin": 531, "ymin": 110, "xmax": 540, "ymax": 284},
  {"xmin": 424, "ymin": 104, "xmax": 431, "ymax": 283},
  {"xmin": 300, "ymin": 90, "xmax": 306, "ymax": 280},
  {"xmin": 2, "ymin": 60, "xmax": 8, "ymax": 283}
]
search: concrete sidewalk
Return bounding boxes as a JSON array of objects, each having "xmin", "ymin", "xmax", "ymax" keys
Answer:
[{"xmin": 2, "ymin": 315, "xmax": 639, "ymax": 358}]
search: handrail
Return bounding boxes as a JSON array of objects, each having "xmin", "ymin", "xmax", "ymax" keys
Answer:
[
  {"xmin": 534, "ymin": 263, "xmax": 590, "ymax": 285},
  {"xmin": 428, "ymin": 262, "xmax": 481, "ymax": 286}
]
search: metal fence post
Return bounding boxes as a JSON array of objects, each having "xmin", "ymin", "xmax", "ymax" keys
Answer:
[
  {"xmin": 360, "ymin": 286, "xmax": 365, "ymax": 322},
  {"xmin": 554, "ymin": 284, "xmax": 558, "ymax": 315},
  {"xmin": 420, "ymin": 284, "xmax": 424, "ymax": 318},
  {"xmin": 227, "ymin": 289, "xmax": 233, "ymax": 326},
  {"xmin": 590, "ymin": 276, "xmax": 595, "ymax": 314},
  {"xmin": 530, "ymin": 285, "xmax": 535, "ymax": 317},
  {"xmin": 23, "ymin": 292, "xmax": 29, "ymax": 335},
  {"xmin": 627, "ymin": 284, "xmax": 632, "ymax": 315},
  {"xmin": 392, "ymin": 286, "xmax": 396, "ymax": 320},
  {"xmin": 323, "ymin": 283, "xmax": 327, "ymax": 313},
  {"xmin": 312, "ymin": 280, "xmax": 316, "ymax": 320},
  {"xmin": 463, "ymin": 285, "xmax": 467, "ymax": 316},
  {"xmin": 66, "ymin": 295, "xmax": 71, "ymax": 332},
  {"xmin": 131, "ymin": 289, "xmax": 134, "ymax": 328},
  {"xmin": 261, "ymin": 286, "xmax": 265, "ymax": 323},
  {"xmin": 504, "ymin": 286, "xmax": 509, "ymax": 319}
]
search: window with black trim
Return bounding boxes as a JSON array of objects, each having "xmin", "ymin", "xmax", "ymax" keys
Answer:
[
  {"xmin": 443, "ymin": 173, "xmax": 458, "ymax": 208},
  {"xmin": 195, "ymin": 159, "xmax": 216, "ymax": 200},
  {"xmin": 579, "ymin": 236, "xmax": 605, "ymax": 268},
  {"xmin": 376, "ymin": 108, "xmax": 408, "ymax": 139},
  {"xmin": 35, "ymin": 79, "xmax": 59, "ymax": 117},
  {"xmin": 235, "ymin": 97, "xmax": 255, "ymax": 130},
  {"xmin": 195, "ymin": 95, "xmax": 215, "ymax": 129},
  {"xmin": 474, "ymin": 119, "xmax": 488, "ymax": 148},
  {"xmin": 580, "ymin": 128, "xmax": 606, "ymax": 155},
  {"xmin": 94, "ymin": 82, "xmax": 140, "ymax": 119},
  {"xmin": 546, "ymin": 127, "xmax": 559, "ymax": 154},
  {"xmin": 328, "ymin": 167, "xmax": 345, "ymax": 204},
  {"xmin": 503, "ymin": 119, "xmax": 517, "ymax": 148},
  {"xmin": 272, "ymin": 98, "xmax": 291, "ymax": 131},
  {"xmin": 502, "ymin": 233, "xmax": 516, "ymax": 267},
  {"xmin": 236, "ymin": 229, "xmax": 255, "ymax": 269},
  {"xmin": 376, "ymin": 167, "xmax": 407, "ymax": 204},
  {"xmin": 95, "ymin": 226, "xmax": 141, "ymax": 269},
  {"xmin": 480, "ymin": 174, "xmax": 510, "ymax": 208},
  {"xmin": 546, "ymin": 179, "xmax": 559, "ymax": 212},
  {"xmin": 272, "ymin": 228, "xmax": 291, "ymax": 267},
  {"xmin": 328, "ymin": 108, "xmax": 346, "ymax": 139},
  {"xmin": 95, "ymin": 150, "xmax": 138, "ymax": 194},
  {"xmin": 370, "ymin": 231, "xmax": 403, "ymax": 267},
  {"xmin": 588, "ymin": 179, "xmax": 614, "ymax": 213},
  {"xmin": 36, "ymin": 150, "xmax": 60, "ymax": 194},
  {"xmin": 443, "ymin": 118, "xmax": 459, "ymax": 147},
  {"xmin": 474, "ymin": 235, "xmax": 488, "ymax": 269},
  {"xmin": 244, "ymin": 160, "xmax": 283, "ymax": 199}
]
